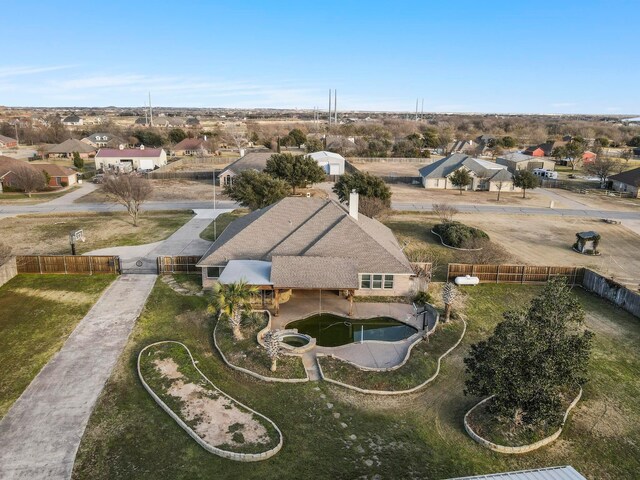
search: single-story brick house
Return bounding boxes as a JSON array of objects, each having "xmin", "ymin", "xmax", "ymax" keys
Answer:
[
  {"xmin": 95, "ymin": 146, "xmax": 167, "ymax": 171},
  {"xmin": 419, "ymin": 153, "xmax": 521, "ymax": 192},
  {"xmin": 218, "ymin": 152, "xmax": 274, "ymax": 186},
  {"xmin": 197, "ymin": 193, "xmax": 415, "ymax": 314},
  {"xmin": 172, "ymin": 138, "xmax": 211, "ymax": 156},
  {"xmin": 496, "ymin": 152, "xmax": 556, "ymax": 173},
  {"xmin": 35, "ymin": 163, "xmax": 78, "ymax": 187},
  {"xmin": 46, "ymin": 139, "xmax": 97, "ymax": 159},
  {"xmin": 0, "ymin": 156, "xmax": 42, "ymax": 192},
  {"xmin": 0, "ymin": 134, "xmax": 17, "ymax": 148},
  {"xmin": 608, "ymin": 167, "xmax": 640, "ymax": 198}
]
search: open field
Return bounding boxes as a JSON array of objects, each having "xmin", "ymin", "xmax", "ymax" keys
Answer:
[
  {"xmin": 0, "ymin": 274, "xmax": 115, "ymax": 418},
  {"xmin": 462, "ymin": 213, "xmax": 640, "ymax": 286},
  {"xmin": 76, "ymin": 179, "xmax": 230, "ymax": 203},
  {"xmin": 71, "ymin": 280, "xmax": 640, "ymax": 479},
  {"xmin": 0, "ymin": 211, "xmax": 193, "ymax": 255}
]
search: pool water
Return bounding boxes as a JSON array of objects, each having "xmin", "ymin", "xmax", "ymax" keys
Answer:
[
  {"xmin": 281, "ymin": 335, "xmax": 310, "ymax": 348},
  {"xmin": 286, "ymin": 313, "xmax": 417, "ymax": 347}
]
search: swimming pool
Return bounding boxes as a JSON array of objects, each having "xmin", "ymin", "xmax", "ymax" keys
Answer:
[{"xmin": 286, "ymin": 313, "xmax": 417, "ymax": 347}]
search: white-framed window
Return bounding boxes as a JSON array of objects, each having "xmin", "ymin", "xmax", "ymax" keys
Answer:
[
  {"xmin": 360, "ymin": 274, "xmax": 394, "ymax": 289},
  {"xmin": 206, "ymin": 266, "xmax": 224, "ymax": 278}
]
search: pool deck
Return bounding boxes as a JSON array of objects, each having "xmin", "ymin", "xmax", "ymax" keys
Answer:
[{"xmin": 271, "ymin": 291, "xmax": 437, "ymax": 370}]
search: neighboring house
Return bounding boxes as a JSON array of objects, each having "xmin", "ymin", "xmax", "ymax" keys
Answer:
[
  {"xmin": 522, "ymin": 146, "xmax": 545, "ymax": 157},
  {"xmin": 196, "ymin": 194, "xmax": 415, "ymax": 312},
  {"xmin": 218, "ymin": 152, "xmax": 274, "ymax": 186},
  {"xmin": 582, "ymin": 150, "xmax": 597, "ymax": 164},
  {"xmin": 447, "ymin": 140, "xmax": 475, "ymax": 154},
  {"xmin": 186, "ymin": 117, "xmax": 200, "ymax": 127},
  {"xmin": 476, "ymin": 134, "xmax": 495, "ymax": 146},
  {"xmin": 81, "ymin": 133, "xmax": 124, "ymax": 148},
  {"xmin": 306, "ymin": 150, "xmax": 345, "ymax": 175},
  {"xmin": 46, "ymin": 139, "xmax": 97, "ymax": 159},
  {"xmin": 608, "ymin": 167, "xmax": 640, "ymax": 198},
  {"xmin": 447, "ymin": 465, "xmax": 586, "ymax": 480},
  {"xmin": 0, "ymin": 156, "xmax": 40, "ymax": 192},
  {"xmin": 497, "ymin": 152, "xmax": 556, "ymax": 173},
  {"xmin": 0, "ymin": 134, "xmax": 17, "ymax": 148},
  {"xmin": 172, "ymin": 138, "xmax": 211, "ymax": 156},
  {"xmin": 62, "ymin": 115, "xmax": 83, "ymax": 126},
  {"xmin": 94, "ymin": 146, "xmax": 167, "ymax": 171},
  {"xmin": 419, "ymin": 153, "xmax": 519, "ymax": 192},
  {"xmin": 524, "ymin": 140, "xmax": 566, "ymax": 157},
  {"xmin": 35, "ymin": 163, "xmax": 78, "ymax": 187}
]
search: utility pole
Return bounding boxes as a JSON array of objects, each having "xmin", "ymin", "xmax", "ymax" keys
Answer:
[
  {"xmin": 328, "ymin": 89, "xmax": 332, "ymax": 126},
  {"xmin": 421, "ymin": 98, "xmax": 424, "ymax": 120},
  {"xmin": 13, "ymin": 122, "xmax": 19, "ymax": 146},
  {"xmin": 415, "ymin": 98, "xmax": 419, "ymax": 121},
  {"xmin": 334, "ymin": 89, "xmax": 337, "ymax": 124},
  {"xmin": 148, "ymin": 91, "xmax": 153, "ymax": 127}
]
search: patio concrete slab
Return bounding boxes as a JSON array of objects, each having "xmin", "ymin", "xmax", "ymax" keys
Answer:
[{"xmin": 0, "ymin": 274, "xmax": 157, "ymax": 480}]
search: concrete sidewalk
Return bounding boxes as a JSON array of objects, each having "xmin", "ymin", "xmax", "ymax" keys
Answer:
[{"xmin": 0, "ymin": 274, "xmax": 157, "ymax": 480}]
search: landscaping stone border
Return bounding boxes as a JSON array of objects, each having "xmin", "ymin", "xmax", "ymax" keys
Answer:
[
  {"xmin": 317, "ymin": 318, "xmax": 467, "ymax": 395},
  {"xmin": 463, "ymin": 388, "xmax": 583, "ymax": 454},
  {"xmin": 137, "ymin": 341, "xmax": 283, "ymax": 462},
  {"xmin": 320, "ymin": 304, "xmax": 440, "ymax": 373},
  {"xmin": 213, "ymin": 312, "xmax": 309, "ymax": 383},
  {"xmin": 431, "ymin": 229, "xmax": 483, "ymax": 251}
]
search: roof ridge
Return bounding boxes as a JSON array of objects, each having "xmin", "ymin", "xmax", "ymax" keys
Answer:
[{"xmin": 262, "ymin": 200, "xmax": 333, "ymax": 259}]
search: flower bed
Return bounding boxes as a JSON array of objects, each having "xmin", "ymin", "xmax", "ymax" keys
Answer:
[
  {"xmin": 214, "ymin": 313, "xmax": 307, "ymax": 380},
  {"xmin": 138, "ymin": 341, "xmax": 282, "ymax": 460}
]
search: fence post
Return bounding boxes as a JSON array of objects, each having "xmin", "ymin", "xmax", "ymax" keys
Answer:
[
  {"xmin": 521, "ymin": 266, "xmax": 525, "ymax": 284},
  {"xmin": 496, "ymin": 264, "xmax": 500, "ymax": 283},
  {"xmin": 37, "ymin": 255, "xmax": 42, "ymax": 274},
  {"xmin": 63, "ymin": 256, "xmax": 67, "ymax": 274},
  {"xmin": 89, "ymin": 256, "xmax": 93, "ymax": 275},
  {"xmin": 547, "ymin": 266, "xmax": 551, "ymax": 282}
]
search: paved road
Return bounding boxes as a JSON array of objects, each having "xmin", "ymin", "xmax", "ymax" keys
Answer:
[{"xmin": 0, "ymin": 274, "xmax": 157, "ymax": 480}]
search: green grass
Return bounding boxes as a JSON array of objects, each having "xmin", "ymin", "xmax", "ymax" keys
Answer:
[
  {"xmin": 73, "ymin": 282, "xmax": 640, "ymax": 479},
  {"xmin": 172, "ymin": 273, "xmax": 203, "ymax": 291},
  {"xmin": 0, "ymin": 186, "xmax": 80, "ymax": 203},
  {"xmin": 215, "ymin": 313, "xmax": 307, "ymax": 379},
  {"xmin": 200, "ymin": 209, "xmax": 250, "ymax": 241},
  {"xmin": 319, "ymin": 319, "xmax": 464, "ymax": 391},
  {"xmin": 0, "ymin": 274, "xmax": 116, "ymax": 418}
]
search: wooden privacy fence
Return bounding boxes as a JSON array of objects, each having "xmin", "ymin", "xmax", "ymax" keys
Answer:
[
  {"xmin": 447, "ymin": 264, "xmax": 585, "ymax": 285},
  {"xmin": 16, "ymin": 255, "xmax": 121, "ymax": 275},
  {"xmin": 157, "ymin": 255, "xmax": 202, "ymax": 274}
]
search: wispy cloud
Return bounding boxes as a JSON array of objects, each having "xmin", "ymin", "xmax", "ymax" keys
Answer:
[{"xmin": 0, "ymin": 65, "xmax": 75, "ymax": 78}]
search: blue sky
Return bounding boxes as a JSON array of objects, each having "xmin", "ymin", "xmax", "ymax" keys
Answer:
[{"xmin": 1, "ymin": 0, "xmax": 637, "ymax": 113}]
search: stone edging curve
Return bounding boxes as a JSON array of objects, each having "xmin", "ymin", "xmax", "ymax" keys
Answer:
[
  {"xmin": 463, "ymin": 388, "xmax": 583, "ymax": 454},
  {"xmin": 137, "ymin": 341, "xmax": 283, "ymax": 462},
  {"xmin": 213, "ymin": 313, "xmax": 309, "ymax": 383},
  {"xmin": 317, "ymin": 318, "xmax": 466, "ymax": 395},
  {"xmin": 322, "ymin": 305, "xmax": 440, "ymax": 372},
  {"xmin": 431, "ymin": 229, "xmax": 483, "ymax": 251}
]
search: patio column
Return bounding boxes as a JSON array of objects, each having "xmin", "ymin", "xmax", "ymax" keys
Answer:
[
  {"xmin": 274, "ymin": 289, "xmax": 280, "ymax": 316},
  {"xmin": 347, "ymin": 289, "xmax": 355, "ymax": 317}
]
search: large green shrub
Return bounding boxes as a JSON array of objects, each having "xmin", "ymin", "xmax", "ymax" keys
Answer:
[{"xmin": 433, "ymin": 222, "xmax": 489, "ymax": 248}]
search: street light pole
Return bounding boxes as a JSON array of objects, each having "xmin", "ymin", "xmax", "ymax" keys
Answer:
[{"xmin": 213, "ymin": 169, "xmax": 217, "ymax": 240}]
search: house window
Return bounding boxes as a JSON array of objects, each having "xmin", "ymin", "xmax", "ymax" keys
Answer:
[
  {"xmin": 360, "ymin": 274, "xmax": 371, "ymax": 288},
  {"xmin": 372, "ymin": 274, "xmax": 383, "ymax": 289},
  {"xmin": 384, "ymin": 275, "xmax": 394, "ymax": 289},
  {"xmin": 206, "ymin": 266, "xmax": 224, "ymax": 278},
  {"xmin": 361, "ymin": 274, "xmax": 394, "ymax": 289}
]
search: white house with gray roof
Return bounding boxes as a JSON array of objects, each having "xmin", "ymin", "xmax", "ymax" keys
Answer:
[
  {"xmin": 306, "ymin": 150, "xmax": 345, "ymax": 175},
  {"xmin": 419, "ymin": 153, "xmax": 520, "ymax": 192},
  {"xmin": 197, "ymin": 193, "xmax": 415, "ymax": 315}
]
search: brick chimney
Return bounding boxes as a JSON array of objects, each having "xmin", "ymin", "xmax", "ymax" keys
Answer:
[{"xmin": 349, "ymin": 189, "xmax": 358, "ymax": 221}]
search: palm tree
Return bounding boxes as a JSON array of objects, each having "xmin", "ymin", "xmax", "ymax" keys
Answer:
[
  {"xmin": 208, "ymin": 280, "xmax": 258, "ymax": 340},
  {"xmin": 442, "ymin": 282, "xmax": 458, "ymax": 322},
  {"xmin": 263, "ymin": 330, "xmax": 281, "ymax": 372}
]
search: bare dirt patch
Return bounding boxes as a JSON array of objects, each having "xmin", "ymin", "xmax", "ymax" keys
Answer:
[
  {"xmin": 9, "ymin": 288, "xmax": 96, "ymax": 305},
  {"xmin": 152, "ymin": 358, "xmax": 270, "ymax": 447},
  {"xmin": 461, "ymin": 214, "xmax": 640, "ymax": 286},
  {"xmin": 390, "ymin": 184, "xmax": 564, "ymax": 207},
  {"xmin": 76, "ymin": 179, "xmax": 231, "ymax": 203}
]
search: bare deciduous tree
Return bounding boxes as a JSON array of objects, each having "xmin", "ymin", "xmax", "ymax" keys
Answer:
[
  {"xmin": 102, "ymin": 174, "xmax": 153, "ymax": 226},
  {"xmin": 432, "ymin": 203, "xmax": 458, "ymax": 223},
  {"xmin": 358, "ymin": 196, "xmax": 388, "ymax": 218},
  {"xmin": 584, "ymin": 156, "xmax": 621, "ymax": 188},
  {"xmin": 12, "ymin": 164, "xmax": 46, "ymax": 197}
]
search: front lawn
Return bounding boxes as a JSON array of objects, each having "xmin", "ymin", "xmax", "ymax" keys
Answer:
[
  {"xmin": 319, "ymin": 319, "xmax": 464, "ymax": 391},
  {"xmin": 72, "ymin": 282, "xmax": 640, "ymax": 479},
  {"xmin": 200, "ymin": 209, "xmax": 250, "ymax": 241},
  {"xmin": 0, "ymin": 274, "xmax": 116, "ymax": 418}
]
